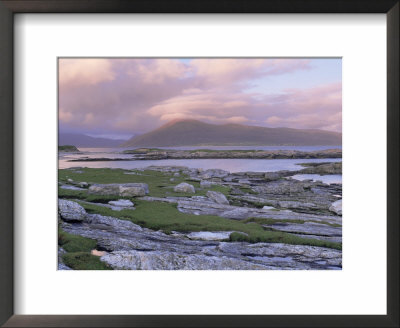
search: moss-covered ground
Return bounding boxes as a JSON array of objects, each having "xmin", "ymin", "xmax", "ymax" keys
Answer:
[
  {"xmin": 58, "ymin": 168, "xmax": 342, "ymax": 253},
  {"xmin": 77, "ymin": 199, "xmax": 341, "ymax": 250},
  {"xmin": 58, "ymin": 227, "xmax": 112, "ymax": 270}
]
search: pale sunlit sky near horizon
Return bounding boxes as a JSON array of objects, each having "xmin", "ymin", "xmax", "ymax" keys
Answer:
[{"xmin": 59, "ymin": 58, "xmax": 341, "ymax": 140}]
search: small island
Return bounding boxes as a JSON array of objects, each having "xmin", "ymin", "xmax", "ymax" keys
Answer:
[
  {"xmin": 59, "ymin": 145, "xmax": 79, "ymax": 152},
  {"xmin": 121, "ymin": 148, "xmax": 342, "ymax": 160}
]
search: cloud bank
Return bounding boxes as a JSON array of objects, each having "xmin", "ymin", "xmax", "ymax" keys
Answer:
[{"xmin": 59, "ymin": 58, "xmax": 341, "ymax": 136}]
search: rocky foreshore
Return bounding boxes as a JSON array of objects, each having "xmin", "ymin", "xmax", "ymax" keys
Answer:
[
  {"xmin": 60, "ymin": 211, "xmax": 341, "ymax": 270},
  {"xmin": 68, "ymin": 148, "xmax": 342, "ymax": 162},
  {"xmin": 58, "ymin": 164, "xmax": 342, "ymax": 270}
]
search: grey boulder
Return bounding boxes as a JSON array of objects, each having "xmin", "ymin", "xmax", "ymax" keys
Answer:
[
  {"xmin": 58, "ymin": 199, "xmax": 86, "ymax": 222},
  {"xmin": 329, "ymin": 199, "xmax": 342, "ymax": 215},
  {"xmin": 206, "ymin": 190, "xmax": 229, "ymax": 205},
  {"xmin": 174, "ymin": 182, "xmax": 195, "ymax": 193}
]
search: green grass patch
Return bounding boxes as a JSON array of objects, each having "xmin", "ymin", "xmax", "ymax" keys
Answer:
[
  {"xmin": 79, "ymin": 199, "xmax": 341, "ymax": 250},
  {"xmin": 59, "ymin": 145, "xmax": 79, "ymax": 152},
  {"xmin": 58, "ymin": 226, "xmax": 112, "ymax": 270},
  {"xmin": 62, "ymin": 252, "xmax": 112, "ymax": 270},
  {"xmin": 239, "ymin": 187, "xmax": 258, "ymax": 195},
  {"xmin": 58, "ymin": 227, "xmax": 97, "ymax": 253}
]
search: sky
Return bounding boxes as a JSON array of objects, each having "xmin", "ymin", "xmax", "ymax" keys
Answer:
[{"xmin": 59, "ymin": 58, "xmax": 342, "ymax": 140}]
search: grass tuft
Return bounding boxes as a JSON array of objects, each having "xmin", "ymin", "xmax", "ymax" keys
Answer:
[
  {"xmin": 62, "ymin": 252, "xmax": 112, "ymax": 270},
  {"xmin": 58, "ymin": 228, "xmax": 97, "ymax": 253}
]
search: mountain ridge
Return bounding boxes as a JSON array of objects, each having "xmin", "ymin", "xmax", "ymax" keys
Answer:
[
  {"xmin": 122, "ymin": 120, "xmax": 342, "ymax": 147},
  {"xmin": 59, "ymin": 133, "xmax": 128, "ymax": 148}
]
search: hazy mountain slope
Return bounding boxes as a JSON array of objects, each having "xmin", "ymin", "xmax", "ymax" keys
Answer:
[
  {"xmin": 59, "ymin": 133, "xmax": 127, "ymax": 148},
  {"xmin": 122, "ymin": 120, "xmax": 342, "ymax": 147}
]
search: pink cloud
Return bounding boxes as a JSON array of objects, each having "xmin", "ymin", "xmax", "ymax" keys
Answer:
[
  {"xmin": 190, "ymin": 58, "xmax": 311, "ymax": 86},
  {"xmin": 147, "ymin": 91, "xmax": 254, "ymax": 124},
  {"xmin": 126, "ymin": 59, "xmax": 188, "ymax": 84},
  {"xmin": 262, "ymin": 82, "xmax": 342, "ymax": 131},
  {"xmin": 226, "ymin": 116, "xmax": 249, "ymax": 123},
  {"xmin": 146, "ymin": 82, "xmax": 341, "ymax": 131},
  {"xmin": 59, "ymin": 59, "xmax": 115, "ymax": 87},
  {"xmin": 58, "ymin": 58, "xmax": 341, "ymax": 135}
]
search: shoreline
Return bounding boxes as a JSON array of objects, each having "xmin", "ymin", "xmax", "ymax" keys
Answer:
[{"xmin": 67, "ymin": 148, "xmax": 342, "ymax": 162}]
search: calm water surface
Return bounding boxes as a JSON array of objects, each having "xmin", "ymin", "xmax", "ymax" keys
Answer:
[{"xmin": 59, "ymin": 146, "xmax": 342, "ymax": 184}]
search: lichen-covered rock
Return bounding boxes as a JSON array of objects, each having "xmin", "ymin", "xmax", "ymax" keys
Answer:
[
  {"xmin": 58, "ymin": 247, "xmax": 72, "ymax": 270},
  {"xmin": 119, "ymin": 184, "xmax": 148, "ymax": 197},
  {"xmin": 61, "ymin": 212, "xmax": 342, "ymax": 270},
  {"xmin": 199, "ymin": 169, "xmax": 229, "ymax": 179},
  {"xmin": 277, "ymin": 200, "xmax": 318, "ymax": 211},
  {"xmin": 329, "ymin": 199, "xmax": 342, "ymax": 215},
  {"xmin": 108, "ymin": 199, "xmax": 134, "ymax": 207},
  {"xmin": 200, "ymin": 180, "xmax": 214, "ymax": 188},
  {"xmin": 264, "ymin": 171, "xmax": 292, "ymax": 181},
  {"xmin": 206, "ymin": 190, "xmax": 229, "ymax": 205},
  {"xmin": 253, "ymin": 181, "xmax": 305, "ymax": 194},
  {"xmin": 220, "ymin": 207, "xmax": 250, "ymax": 220},
  {"xmin": 88, "ymin": 183, "xmax": 149, "ymax": 197},
  {"xmin": 60, "ymin": 185, "xmax": 85, "ymax": 191},
  {"xmin": 100, "ymin": 250, "xmax": 269, "ymax": 270},
  {"xmin": 58, "ymin": 199, "xmax": 86, "ymax": 222},
  {"xmin": 173, "ymin": 182, "xmax": 195, "ymax": 193}
]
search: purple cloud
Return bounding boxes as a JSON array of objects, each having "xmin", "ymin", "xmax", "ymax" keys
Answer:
[{"xmin": 58, "ymin": 58, "xmax": 341, "ymax": 136}]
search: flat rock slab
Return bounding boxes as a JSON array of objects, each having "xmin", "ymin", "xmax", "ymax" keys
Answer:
[
  {"xmin": 108, "ymin": 199, "xmax": 134, "ymax": 207},
  {"xmin": 89, "ymin": 183, "xmax": 149, "ymax": 197},
  {"xmin": 139, "ymin": 196, "xmax": 342, "ymax": 225},
  {"xmin": 79, "ymin": 200, "xmax": 135, "ymax": 212},
  {"xmin": 60, "ymin": 185, "xmax": 85, "ymax": 191},
  {"xmin": 264, "ymin": 221, "xmax": 341, "ymax": 237},
  {"xmin": 100, "ymin": 250, "xmax": 270, "ymax": 270},
  {"xmin": 288, "ymin": 233, "xmax": 342, "ymax": 243},
  {"xmin": 185, "ymin": 231, "xmax": 234, "ymax": 241},
  {"xmin": 62, "ymin": 213, "xmax": 341, "ymax": 270}
]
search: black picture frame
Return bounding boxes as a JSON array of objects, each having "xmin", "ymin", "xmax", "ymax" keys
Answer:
[{"xmin": 0, "ymin": 1, "xmax": 398, "ymax": 327}]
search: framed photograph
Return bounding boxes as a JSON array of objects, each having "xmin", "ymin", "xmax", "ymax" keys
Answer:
[{"xmin": 1, "ymin": 0, "xmax": 398, "ymax": 327}]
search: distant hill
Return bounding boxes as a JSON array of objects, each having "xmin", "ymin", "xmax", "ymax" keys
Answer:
[
  {"xmin": 122, "ymin": 120, "xmax": 342, "ymax": 147},
  {"xmin": 59, "ymin": 133, "xmax": 128, "ymax": 148}
]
